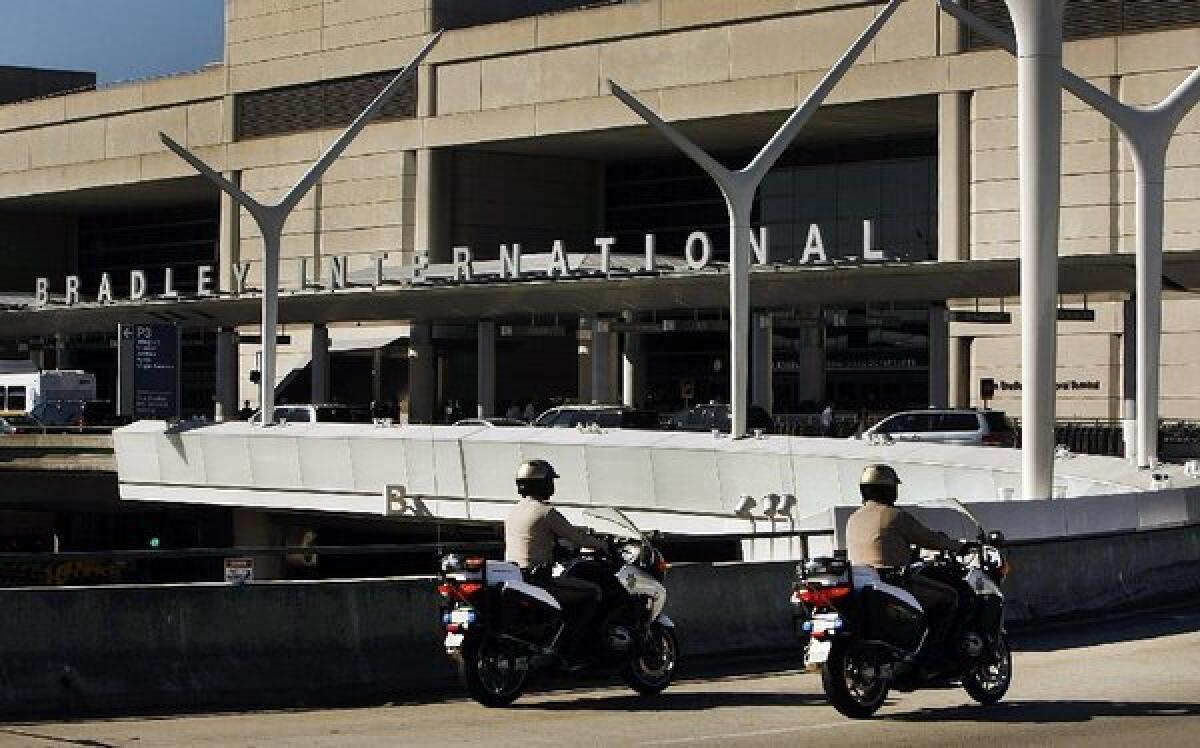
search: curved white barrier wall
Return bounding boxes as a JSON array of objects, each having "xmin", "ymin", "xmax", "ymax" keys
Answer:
[{"xmin": 113, "ymin": 422, "xmax": 1194, "ymax": 536}]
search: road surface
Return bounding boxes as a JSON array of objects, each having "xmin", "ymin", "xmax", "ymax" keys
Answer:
[{"xmin": 4, "ymin": 606, "xmax": 1199, "ymax": 747}]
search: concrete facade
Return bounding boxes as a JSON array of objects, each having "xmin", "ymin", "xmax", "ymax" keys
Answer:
[{"xmin": 1, "ymin": 0, "xmax": 1199, "ymax": 419}]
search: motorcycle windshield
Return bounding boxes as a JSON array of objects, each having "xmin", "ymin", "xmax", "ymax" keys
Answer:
[
  {"xmin": 583, "ymin": 507, "xmax": 643, "ymax": 541},
  {"xmin": 911, "ymin": 497, "xmax": 984, "ymax": 536}
]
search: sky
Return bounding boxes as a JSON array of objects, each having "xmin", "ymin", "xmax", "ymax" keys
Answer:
[{"xmin": 0, "ymin": 0, "xmax": 224, "ymax": 85}]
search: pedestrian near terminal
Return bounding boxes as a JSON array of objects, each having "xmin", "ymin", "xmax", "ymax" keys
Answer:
[{"xmin": 820, "ymin": 403, "xmax": 835, "ymax": 437}]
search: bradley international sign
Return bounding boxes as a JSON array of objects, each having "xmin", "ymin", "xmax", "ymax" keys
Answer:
[{"xmin": 32, "ymin": 221, "xmax": 892, "ymax": 308}]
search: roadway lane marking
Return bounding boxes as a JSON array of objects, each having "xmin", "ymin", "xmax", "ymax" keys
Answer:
[{"xmin": 638, "ymin": 721, "xmax": 861, "ymax": 745}]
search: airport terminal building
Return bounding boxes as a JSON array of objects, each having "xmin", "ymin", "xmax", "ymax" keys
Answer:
[{"xmin": 2, "ymin": 0, "xmax": 1200, "ymax": 425}]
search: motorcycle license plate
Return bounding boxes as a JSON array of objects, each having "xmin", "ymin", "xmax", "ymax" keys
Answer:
[
  {"xmin": 450, "ymin": 608, "xmax": 474, "ymax": 625},
  {"xmin": 807, "ymin": 638, "xmax": 831, "ymax": 667},
  {"xmin": 444, "ymin": 632, "xmax": 464, "ymax": 649}
]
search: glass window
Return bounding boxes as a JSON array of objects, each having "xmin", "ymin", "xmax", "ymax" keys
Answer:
[
  {"xmin": 7, "ymin": 386, "xmax": 26, "ymax": 411},
  {"xmin": 984, "ymin": 412, "xmax": 1014, "ymax": 432},
  {"xmin": 878, "ymin": 413, "xmax": 932, "ymax": 433},
  {"xmin": 937, "ymin": 413, "xmax": 980, "ymax": 431}
]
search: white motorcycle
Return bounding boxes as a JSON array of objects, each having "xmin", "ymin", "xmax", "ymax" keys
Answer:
[
  {"xmin": 792, "ymin": 499, "xmax": 1012, "ymax": 718},
  {"xmin": 438, "ymin": 507, "xmax": 678, "ymax": 707}
]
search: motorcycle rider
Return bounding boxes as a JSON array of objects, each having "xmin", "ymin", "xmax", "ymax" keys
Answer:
[
  {"xmin": 846, "ymin": 464, "xmax": 963, "ymax": 650},
  {"xmin": 504, "ymin": 459, "xmax": 606, "ymax": 662}
]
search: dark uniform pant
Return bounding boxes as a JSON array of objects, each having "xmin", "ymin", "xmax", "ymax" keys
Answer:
[
  {"xmin": 547, "ymin": 576, "xmax": 603, "ymax": 656},
  {"xmin": 907, "ymin": 573, "xmax": 958, "ymax": 647}
]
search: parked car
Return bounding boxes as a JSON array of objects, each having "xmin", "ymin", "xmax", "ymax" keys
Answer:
[
  {"xmin": 0, "ymin": 414, "xmax": 48, "ymax": 435},
  {"xmin": 532, "ymin": 404, "xmax": 660, "ymax": 430},
  {"xmin": 452, "ymin": 417, "xmax": 529, "ymax": 427},
  {"xmin": 670, "ymin": 403, "xmax": 775, "ymax": 434},
  {"xmin": 31, "ymin": 399, "xmax": 130, "ymax": 432},
  {"xmin": 251, "ymin": 403, "xmax": 372, "ymax": 424},
  {"xmin": 860, "ymin": 408, "xmax": 1016, "ymax": 447}
]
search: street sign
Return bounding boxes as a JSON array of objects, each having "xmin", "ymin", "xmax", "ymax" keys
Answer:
[{"xmin": 118, "ymin": 323, "xmax": 181, "ymax": 419}]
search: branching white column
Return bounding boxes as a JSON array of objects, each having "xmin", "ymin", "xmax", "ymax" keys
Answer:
[
  {"xmin": 160, "ymin": 32, "xmax": 442, "ymax": 426},
  {"xmin": 611, "ymin": 0, "xmax": 901, "ymax": 437},
  {"xmin": 940, "ymin": 0, "xmax": 1200, "ymax": 468},
  {"xmin": 1010, "ymin": 0, "xmax": 1066, "ymax": 500}
]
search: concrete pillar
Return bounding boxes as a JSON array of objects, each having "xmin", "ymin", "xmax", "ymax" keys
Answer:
[
  {"xmin": 938, "ymin": 92, "xmax": 971, "ymax": 263},
  {"xmin": 949, "ymin": 336, "xmax": 973, "ymax": 408},
  {"xmin": 928, "ymin": 302, "xmax": 950, "ymax": 408},
  {"xmin": 54, "ymin": 333, "xmax": 71, "ymax": 370},
  {"xmin": 372, "ymin": 348, "xmax": 384, "ymax": 406},
  {"xmin": 215, "ymin": 328, "xmax": 239, "ymax": 420},
  {"xmin": 622, "ymin": 333, "xmax": 646, "ymax": 408},
  {"xmin": 407, "ymin": 321, "xmax": 435, "ymax": 423},
  {"xmin": 416, "ymin": 149, "xmax": 452, "ymax": 264},
  {"xmin": 477, "ymin": 319, "xmax": 496, "ymax": 417},
  {"xmin": 232, "ymin": 509, "xmax": 281, "ymax": 580},
  {"xmin": 310, "ymin": 323, "xmax": 330, "ymax": 404},
  {"xmin": 590, "ymin": 318, "xmax": 611, "ymax": 404},
  {"xmin": 752, "ymin": 312, "xmax": 774, "ymax": 413},
  {"xmin": 577, "ymin": 326, "xmax": 592, "ymax": 402},
  {"xmin": 791, "ymin": 313, "xmax": 825, "ymax": 407}
]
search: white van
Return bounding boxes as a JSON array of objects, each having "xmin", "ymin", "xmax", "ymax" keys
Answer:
[{"xmin": 0, "ymin": 361, "xmax": 97, "ymax": 417}]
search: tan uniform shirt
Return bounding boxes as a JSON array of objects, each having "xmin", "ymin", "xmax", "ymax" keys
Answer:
[
  {"xmin": 846, "ymin": 500, "xmax": 959, "ymax": 568},
  {"xmin": 504, "ymin": 497, "xmax": 602, "ymax": 569}
]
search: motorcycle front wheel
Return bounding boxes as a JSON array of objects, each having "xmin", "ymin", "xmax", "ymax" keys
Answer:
[
  {"xmin": 821, "ymin": 639, "xmax": 890, "ymax": 718},
  {"xmin": 963, "ymin": 632, "xmax": 1012, "ymax": 705},
  {"xmin": 620, "ymin": 623, "xmax": 678, "ymax": 696},
  {"xmin": 458, "ymin": 634, "xmax": 529, "ymax": 708}
]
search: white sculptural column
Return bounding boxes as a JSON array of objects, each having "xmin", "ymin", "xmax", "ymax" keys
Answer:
[
  {"xmin": 611, "ymin": 0, "xmax": 902, "ymax": 437},
  {"xmin": 1006, "ymin": 0, "xmax": 1067, "ymax": 499}
]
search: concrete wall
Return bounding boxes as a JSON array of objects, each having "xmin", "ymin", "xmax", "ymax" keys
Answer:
[{"xmin": 1, "ymin": 522, "xmax": 1196, "ymax": 716}]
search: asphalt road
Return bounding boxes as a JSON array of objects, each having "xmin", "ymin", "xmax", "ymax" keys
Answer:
[{"xmin": 5, "ymin": 606, "xmax": 1199, "ymax": 747}]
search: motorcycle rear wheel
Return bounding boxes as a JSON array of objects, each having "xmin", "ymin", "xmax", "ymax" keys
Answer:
[
  {"xmin": 620, "ymin": 624, "xmax": 678, "ymax": 696},
  {"xmin": 963, "ymin": 632, "xmax": 1012, "ymax": 705},
  {"xmin": 458, "ymin": 635, "xmax": 529, "ymax": 708},
  {"xmin": 821, "ymin": 640, "xmax": 890, "ymax": 718}
]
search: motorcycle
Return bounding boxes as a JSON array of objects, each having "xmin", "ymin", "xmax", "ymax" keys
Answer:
[
  {"xmin": 438, "ymin": 507, "xmax": 678, "ymax": 707},
  {"xmin": 792, "ymin": 499, "xmax": 1012, "ymax": 718}
]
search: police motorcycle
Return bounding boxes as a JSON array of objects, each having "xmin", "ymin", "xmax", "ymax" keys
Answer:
[
  {"xmin": 792, "ymin": 499, "xmax": 1012, "ymax": 718},
  {"xmin": 438, "ymin": 507, "xmax": 677, "ymax": 707}
]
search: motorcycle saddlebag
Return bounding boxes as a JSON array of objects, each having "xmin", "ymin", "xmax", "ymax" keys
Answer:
[
  {"xmin": 860, "ymin": 585, "xmax": 926, "ymax": 652},
  {"xmin": 497, "ymin": 584, "xmax": 562, "ymax": 648}
]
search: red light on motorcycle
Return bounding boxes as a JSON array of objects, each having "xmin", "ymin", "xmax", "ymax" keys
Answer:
[
  {"xmin": 445, "ymin": 623, "xmax": 462, "ymax": 634},
  {"xmin": 455, "ymin": 582, "xmax": 484, "ymax": 601},
  {"xmin": 655, "ymin": 556, "xmax": 669, "ymax": 577},
  {"xmin": 438, "ymin": 581, "xmax": 483, "ymax": 602},
  {"xmin": 465, "ymin": 557, "xmax": 485, "ymax": 570},
  {"xmin": 798, "ymin": 584, "xmax": 852, "ymax": 608},
  {"xmin": 997, "ymin": 560, "xmax": 1011, "ymax": 579}
]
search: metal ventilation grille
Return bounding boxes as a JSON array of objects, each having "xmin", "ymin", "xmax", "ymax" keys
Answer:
[
  {"xmin": 965, "ymin": 0, "xmax": 1200, "ymax": 50},
  {"xmin": 235, "ymin": 72, "xmax": 417, "ymax": 140}
]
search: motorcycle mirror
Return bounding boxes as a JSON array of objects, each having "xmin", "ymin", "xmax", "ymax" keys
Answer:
[{"xmin": 987, "ymin": 530, "xmax": 1006, "ymax": 548}]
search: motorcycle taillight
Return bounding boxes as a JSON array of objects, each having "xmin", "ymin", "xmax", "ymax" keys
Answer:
[
  {"xmin": 798, "ymin": 584, "xmax": 852, "ymax": 608},
  {"xmin": 438, "ymin": 581, "xmax": 483, "ymax": 603}
]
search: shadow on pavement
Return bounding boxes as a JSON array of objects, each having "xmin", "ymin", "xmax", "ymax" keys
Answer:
[
  {"xmin": 891, "ymin": 700, "xmax": 1200, "ymax": 724},
  {"xmin": 514, "ymin": 690, "xmax": 826, "ymax": 712},
  {"xmin": 1012, "ymin": 603, "xmax": 1200, "ymax": 653}
]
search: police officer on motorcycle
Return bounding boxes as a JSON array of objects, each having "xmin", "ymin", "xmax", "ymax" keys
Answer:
[
  {"xmin": 846, "ymin": 464, "xmax": 964, "ymax": 650},
  {"xmin": 504, "ymin": 459, "xmax": 606, "ymax": 661}
]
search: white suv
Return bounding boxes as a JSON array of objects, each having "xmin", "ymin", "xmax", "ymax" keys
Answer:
[{"xmin": 861, "ymin": 409, "xmax": 1016, "ymax": 447}]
